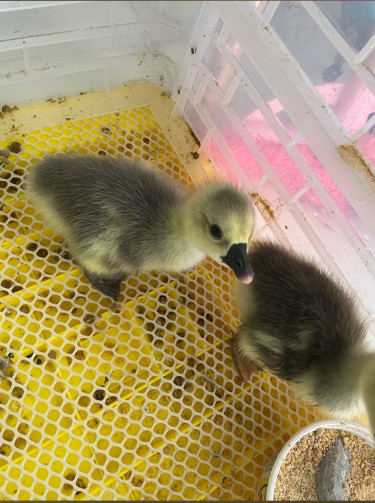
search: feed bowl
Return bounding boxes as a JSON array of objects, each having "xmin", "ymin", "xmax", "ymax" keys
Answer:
[{"xmin": 257, "ymin": 419, "xmax": 375, "ymax": 501}]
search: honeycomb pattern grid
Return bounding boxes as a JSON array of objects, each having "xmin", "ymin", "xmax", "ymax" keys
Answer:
[{"xmin": 0, "ymin": 105, "xmax": 321, "ymax": 501}]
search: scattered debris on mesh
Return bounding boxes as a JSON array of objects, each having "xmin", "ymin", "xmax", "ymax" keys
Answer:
[
  {"xmin": 7, "ymin": 141, "xmax": 22, "ymax": 154},
  {"xmin": 0, "ymin": 353, "xmax": 14, "ymax": 375}
]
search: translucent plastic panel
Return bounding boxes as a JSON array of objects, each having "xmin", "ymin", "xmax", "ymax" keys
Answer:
[
  {"xmin": 297, "ymin": 138, "xmax": 375, "ymax": 257},
  {"xmin": 316, "ymin": 1, "xmax": 375, "ymax": 53},
  {"xmin": 272, "ymin": 109, "xmax": 298, "ymax": 139},
  {"xmin": 0, "ymin": 1, "xmax": 22, "ymax": 9},
  {"xmin": 28, "ymin": 34, "xmax": 142, "ymax": 70},
  {"xmin": 26, "ymin": 24, "xmax": 183, "ymax": 74},
  {"xmin": 205, "ymin": 138, "xmax": 237, "ymax": 183},
  {"xmin": 215, "ymin": 17, "xmax": 224, "ymax": 35},
  {"xmin": 242, "ymin": 114, "xmax": 306, "ymax": 197},
  {"xmin": 355, "ymin": 133, "xmax": 375, "ymax": 253},
  {"xmin": 252, "ymin": 180, "xmax": 325, "ymax": 264},
  {"xmin": 271, "ymin": 1, "xmax": 375, "ymax": 135},
  {"xmin": 227, "ymin": 82, "xmax": 258, "ymax": 123},
  {"xmin": 254, "ymin": 1, "xmax": 269, "ymax": 15},
  {"xmin": 251, "ymin": 179, "xmax": 286, "ymax": 229},
  {"xmin": 225, "ymin": 32, "xmax": 298, "ymax": 138},
  {"xmin": 0, "ymin": 2, "xmax": 111, "ymax": 41},
  {"xmin": 224, "ymin": 129, "xmax": 263, "ymax": 187},
  {"xmin": 297, "ymin": 139, "xmax": 350, "ymax": 206},
  {"xmin": 209, "ymin": 42, "xmax": 305, "ymax": 195},
  {"xmin": 298, "ymin": 188, "xmax": 375, "ymax": 311},
  {"xmin": 8, "ymin": 1, "xmax": 68, "ymax": 6},
  {"xmin": 0, "ymin": 67, "xmax": 105, "ymax": 107},
  {"xmin": 201, "ymin": 86, "xmax": 263, "ymax": 185},
  {"xmin": 111, "ymin": 2, "xmax": 202, "ymax": 30},
  {"xmin": 251, "ymin": 204, "xmax": 268, "ymax": 238},
  {"xmin": 0, "ymin": 48, "xmax": 24, "ymax": 78},
  {"xmin": 365, "ymin": 48, "xmax": 375, "ymax": 78},
  {"xmin": 226, "ymin": 33, "xmax": 275, "ymax": 110},
  {"xmin": 191, "ymin": 71, "xmax": 201, "ymax": 94},
  {"xmin": 329, "ymin": 71, "xmax": 375, "ymax": 136},
  {"xmin": 200, "ymin": 84, "xmax": 230, "ymax": 127},
  {"xmin": 203, "ymin": 40, "xmax": 234, "ymax": 95},
  {"xmin": 183, "ymin": 99, "xmax": 207, "ymax": 145},
  {"xmin": 357, "ymin": 131, "xmax": 375, "ymax": 175}
]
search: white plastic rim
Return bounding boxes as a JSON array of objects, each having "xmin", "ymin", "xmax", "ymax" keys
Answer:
[{"xmin": 259, "ymin": 419, "xmax": 375, "ymax": 501}]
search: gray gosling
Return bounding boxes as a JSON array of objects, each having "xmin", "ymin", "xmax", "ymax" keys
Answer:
[
  {"xmin": 27, "ymin": 154, "xmax": 254, "ymax": 300},
  {"xmin": 231, "ymin": 240, "xmax": 375, "ymax": 437}
]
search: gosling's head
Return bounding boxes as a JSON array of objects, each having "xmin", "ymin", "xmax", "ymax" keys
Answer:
[{"xmin": 184, "ymin": 183, "xmax": 254, "ymax": 283}]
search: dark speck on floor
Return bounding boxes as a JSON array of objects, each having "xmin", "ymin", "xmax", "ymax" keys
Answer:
[
  {"xmin": 2, "ymin": 104, "xmax": 18, "ymax": 114},
  {"xmin": 94, "ymin": 389, "xmax": 105, "ymax": 401},
  {"xmin": 7, "ymin": 141, "xmax": 22, "ymax": 154}
]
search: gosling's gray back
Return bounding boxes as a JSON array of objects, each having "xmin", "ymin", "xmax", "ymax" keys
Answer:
[
  {"xmin": 27, "ymin": 155, "xmax": 191, "ymax": 274},
  {"xmin": 236, "ymin": 241, "xmax": 370, "ymax": 418},
  {"xmin": 27, "ymin": 153, "xmax": 254, "ymax": 300}
]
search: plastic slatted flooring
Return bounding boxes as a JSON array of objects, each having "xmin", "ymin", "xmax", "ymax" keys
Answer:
[{"xmin": 0, "ymin": 105, "xmax": 320, "ymax": 501}]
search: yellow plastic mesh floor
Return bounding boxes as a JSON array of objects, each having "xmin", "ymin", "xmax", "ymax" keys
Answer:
[{"xmin": 0, "ymin": 104, "xmax": 321, "ymax": 501}]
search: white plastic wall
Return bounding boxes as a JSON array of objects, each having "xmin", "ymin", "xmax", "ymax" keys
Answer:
[
  {"xmin": 1, "ymin": 1, "xmax": 375, "ymax": 337},
  {"xmin": 0, "ymin": 1, "xmax": 202, "ymax": 104}
]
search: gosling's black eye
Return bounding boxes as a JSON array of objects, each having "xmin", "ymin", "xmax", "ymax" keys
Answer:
[{"xmin": 210, "ymin": 224, "xmax": 223, "ymax": 239}]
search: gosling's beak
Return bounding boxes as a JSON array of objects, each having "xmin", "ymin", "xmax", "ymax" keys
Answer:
[{"xmin": 221, "ymin": 243, "xmax": 253, "ymax": 284}]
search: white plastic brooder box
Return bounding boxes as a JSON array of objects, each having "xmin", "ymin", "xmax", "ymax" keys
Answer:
[{"xmin": 0, "ymin": 1, "xmax": 374, "ymax": 501}]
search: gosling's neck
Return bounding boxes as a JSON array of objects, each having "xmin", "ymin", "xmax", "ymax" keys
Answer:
[
  {"xmin": 170, "ymin": 190, "xmax": 202, "ymax": 244},
  {"xmin": 154, "ymin": 191, "xmax": 205, "ymax": 271}
]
